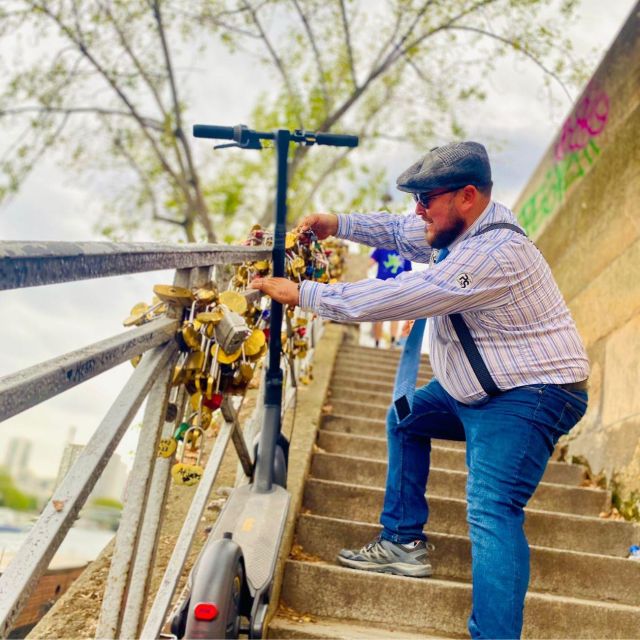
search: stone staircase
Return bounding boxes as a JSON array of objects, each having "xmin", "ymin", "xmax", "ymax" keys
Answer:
[{"xmin": 269, "ymin": 343, "xmax": 640, "ymax": 639}]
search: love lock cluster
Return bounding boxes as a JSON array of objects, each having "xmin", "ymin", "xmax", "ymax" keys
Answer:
[{"xmin": 123, "ymin": 228, "xmax": 347, "ymax": 487}]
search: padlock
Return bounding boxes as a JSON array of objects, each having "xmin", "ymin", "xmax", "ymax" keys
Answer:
[
  {"xmin": 153, "ymin": 284, "xmax": 194, "ymax": 306},
  {"xmin": 158, "ymin": 438, "xmax": 178, "ymax": 458},
  {"xmin": 243, "ymin": 329, "xmax": 266, "ymax": 357},
  {"xmin": 173, "ymin": 420, "xmax": 192, "ymax": 442},
  {"xmin": 214, "ymin": 309, "xmax": 252, "ymax": 354},
  {"xmin": 193, "ymin": 282, "xmax": 219, "ymax": 305},
  {"xmin": 219, "ymin": 290, "xmax": 248, "ymax": 315},
  {"xmin": 165, "ymin": 402, "xmax": 178, "ymax": 423},
  {"xmin": 171, "ymin": 428, "xmax": 204, "ymax": 487}
]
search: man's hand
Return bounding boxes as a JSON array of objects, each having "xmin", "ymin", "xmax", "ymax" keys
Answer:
[
  {"xmin": 250, "ymin": 277, "xmax": 300, "ymax": 306},
  {"xmin": 295, "ymin": 213, "xmax": 338, "ymax": 240}
]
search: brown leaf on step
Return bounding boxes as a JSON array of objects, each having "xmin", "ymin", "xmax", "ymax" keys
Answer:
[
  {"xmin": 599, "ymin": 507, "xmax": 625, "ymax": 520},
  {"xmin": 312, "ymin": 443, "xmax": 326, "ymax": 453},
  {"xmin": 302, "ymin": 508, "xmax": 312, "ymax": 515},
  {"xmin": 322, "ymin": 403, "xmax": 333, "ymax": 413},
  {"xmin": 277, "ymin": 603, "xmax": 316, "ymax": 624},
  {"xmin": 289, "ymin": 543, "xmax": 323, "ymax": 563}
]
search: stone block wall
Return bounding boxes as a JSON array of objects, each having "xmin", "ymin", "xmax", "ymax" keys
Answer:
[{"xmin": 514, "ymin": 3, "xmax": 640, "ymax": 500}]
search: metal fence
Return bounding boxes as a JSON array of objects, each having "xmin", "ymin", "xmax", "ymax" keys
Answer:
[{"xmin": 0, "ymin": 241, "xmax": 321, "ymax": 638}]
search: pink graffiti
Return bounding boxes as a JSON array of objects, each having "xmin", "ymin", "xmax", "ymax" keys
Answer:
[{"xmin": 554, "ymin": 85, "xmax": 609, "ymax": 161}]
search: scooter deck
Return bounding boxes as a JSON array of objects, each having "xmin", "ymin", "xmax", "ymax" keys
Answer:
[{"xmin": 210, "ymin": 484, "xmax": 290, "ymax": 593}]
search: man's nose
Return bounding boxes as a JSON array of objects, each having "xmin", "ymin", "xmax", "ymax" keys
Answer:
[{"xmin": 415, "ymin": 201, "xmax": 427, "ymax": 216}]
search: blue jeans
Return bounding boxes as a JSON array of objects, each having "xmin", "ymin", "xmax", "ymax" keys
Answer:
[{"xmin": 381, "ymin": 379, "xmax": 588, "ymax": 639}]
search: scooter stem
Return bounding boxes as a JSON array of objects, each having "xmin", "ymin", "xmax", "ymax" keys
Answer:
[{"xmin": 253, "ymin": 129, "xmax": 290, "ymax": 493}]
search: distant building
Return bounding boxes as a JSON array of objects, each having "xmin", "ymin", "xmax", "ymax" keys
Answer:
[
  {"xmin": 55, "ymin": 444, "xmax": 128, "ymax": 504},
  {"xmin": 4, "ymin": 438, "xmax": 32, "ymax": 478}
]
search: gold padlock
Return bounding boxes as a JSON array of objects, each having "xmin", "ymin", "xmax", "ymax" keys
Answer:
[
  {"xmin": 244, "ymin": 329, "xmax": 266, "ymax": 356},
  {"xmin": 219, "ymin": 290, "xmax": 247, "ymax": 315},
  {"xmin": 158, "ymin": 438, "xmax": 177, "ymax": 458},
  {"xmin": 153, "ymin": 284, "xmax": 194, "ymax": 306},
  {"xmin": 216, "ymin": 346, "xmax": 242, "ymax": 364},
  {"xmin": 285, "ymin": 232, "xmax": 297, "ymax": 249},
  {"xmin": 123, "ymin": 302, "xmax": 149, "ymax": 327},
  {"xmin": 193, "ymin": 282, "xmax": 219, "ymax": 305}
]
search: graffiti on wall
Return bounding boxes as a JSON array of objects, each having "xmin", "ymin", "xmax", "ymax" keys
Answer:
[{"xmin": 519, "ymin": 85, "xmax": 610, "ymax": 236}]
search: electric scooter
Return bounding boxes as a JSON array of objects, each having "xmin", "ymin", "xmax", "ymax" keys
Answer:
[{"xmin": 170, "ymin": 124, "xmax": 358, "ymax": 639}]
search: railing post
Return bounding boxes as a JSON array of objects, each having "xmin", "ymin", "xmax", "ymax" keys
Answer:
[
  {"xmin": 95, "ymin": 343, "xmax": 178, "ymax": 639},
  {"xmin": 0, "ymin": 344, "xmax": 175, "ymax": 638},
  {"xmin": 116, "ymin": 268, "xmax": 193, "ymax": 638}
]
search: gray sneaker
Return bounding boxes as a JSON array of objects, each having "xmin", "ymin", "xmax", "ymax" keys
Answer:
[{"xmin": 337, "ymin": 536, "xmax": 433, "ymax": 578}]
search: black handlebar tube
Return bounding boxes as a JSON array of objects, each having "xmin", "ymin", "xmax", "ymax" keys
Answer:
[
  {"xmin": 254, "ymin": 129, "xmax": 289, "ymax": 493},
  {"xmin": 192, "ymin": 124, "xmax": 358, "ymax": 493}
]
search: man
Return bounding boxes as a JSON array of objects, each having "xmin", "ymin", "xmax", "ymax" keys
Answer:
[{"xmin": 250, "ymin": 141, "xmax": 589, "ymax": 639}]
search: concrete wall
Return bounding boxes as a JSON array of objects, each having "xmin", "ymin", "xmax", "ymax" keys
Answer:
[{"xmin": 514, "ymin": 3, "xmax": 640, "ymax": 500}]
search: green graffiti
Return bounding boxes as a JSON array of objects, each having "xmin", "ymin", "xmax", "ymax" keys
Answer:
[{"xmin": 518, "ymin": 139, "xmax": 601, "ymax": 236}]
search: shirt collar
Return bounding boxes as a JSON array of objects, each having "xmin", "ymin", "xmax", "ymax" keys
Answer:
[{"xmin": 448, "ymin": 200, "xmax": 495, "ymax": 250}]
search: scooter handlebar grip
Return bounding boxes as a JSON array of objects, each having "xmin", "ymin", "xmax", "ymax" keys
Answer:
[
  {"xmin": 315, "ymin": 132, "xmax": 359, "ymax": 147},
  {"xmin": 192, "ymin": 124, "xmax": 235, "ymax": 140}
]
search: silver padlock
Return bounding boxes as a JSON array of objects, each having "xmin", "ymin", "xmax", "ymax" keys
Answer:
[{"xmin": 214, "ymin": 309, "xmax": 252, "ymax": 354}]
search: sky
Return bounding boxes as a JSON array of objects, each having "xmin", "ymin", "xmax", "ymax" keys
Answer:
[{"xmin": 0, "ymin": 0, "xmax": 637, "ymax": 480}]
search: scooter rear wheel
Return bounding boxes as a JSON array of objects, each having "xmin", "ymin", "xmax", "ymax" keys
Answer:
[{"xmin": 184, "ymin": 537, "xmax": 246, "ymax": 639}]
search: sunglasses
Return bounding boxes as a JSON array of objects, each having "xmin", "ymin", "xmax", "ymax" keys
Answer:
[{"xmin": 412, "ymin": 189, "xmax": 459, "ymax": 208}]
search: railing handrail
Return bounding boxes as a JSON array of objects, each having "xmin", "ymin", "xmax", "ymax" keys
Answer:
[
  {"xmin": 0, "ymin": 317, "xmax": 178, "ymax": 422},
  {"xmin": 0, "ymin": 240, "xmax": 271, "ymax": 290},
  {"xmin": 0, "ymin": 238, "xmax": 328, "ymax": 638}
]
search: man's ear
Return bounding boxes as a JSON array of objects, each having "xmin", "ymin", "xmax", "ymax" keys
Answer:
[{"xmin": 459, "ymin": 185, "xmax": 477, "ymax": 210}]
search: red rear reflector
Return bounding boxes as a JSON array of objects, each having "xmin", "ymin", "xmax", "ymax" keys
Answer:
[{"xmin": 194, "ymin": 602, "xmax": 219, "ymax": 621}]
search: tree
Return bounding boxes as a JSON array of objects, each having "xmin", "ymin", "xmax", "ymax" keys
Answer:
[
  {"xmin": 0, "ymin": 0, "xmax": 586, "ymax": 241},
  {"xmin": 0, "ymin": 0, "xmax": 218, "ymax": 241},
  {"xmin": 202, "ymin": 0, "xmax": 586, "ymax": 225}
]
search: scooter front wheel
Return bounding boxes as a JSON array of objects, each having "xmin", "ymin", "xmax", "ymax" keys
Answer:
[{"xmin": 184, "ymin": 537, "xmax": 246, "ymax": 639}]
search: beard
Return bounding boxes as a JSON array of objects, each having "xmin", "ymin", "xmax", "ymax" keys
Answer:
[{"xmin": 427, "ymin": 201, "xmax": 466, "ymax": 248}]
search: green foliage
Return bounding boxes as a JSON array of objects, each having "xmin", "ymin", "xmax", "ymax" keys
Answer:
[
  {"xmin": 612, "ymin": 483, "xmax": 640, "ymax": 522},
  {"xmin": 90, "ymin": 497, "xmax": 123, "ymax": 510},
  {"xmin": 0, "ymin": 467, "xmax": 37, "ymax": 512}
]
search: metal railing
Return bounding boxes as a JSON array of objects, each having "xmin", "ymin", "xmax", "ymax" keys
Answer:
[{"xmin": 0, "ymin": 240, "xmax": 321, "ymax": 638}]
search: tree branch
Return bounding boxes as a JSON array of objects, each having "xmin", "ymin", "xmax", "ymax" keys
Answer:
[
  {"xmin": 240, "ymin": 0, "xmax": 304, "ymax": 129},
  {"xmin": 447, "ymin": 24, "xmax": 573, "ymax": 102},
  {"xmin": 290, "ymin": 0, "xmax": 330, "ymax": 110},
  {"xmin": 100, "ymin": 1, "xmax": 169, "ymax": 120},
  {"xmin": 338, "ymin": 0, "xmax": 358, "ymax": 89},
  {"xmin": 0, "ymin": 105, "xmax": 164, "ymax": 129},
  {"xmin": 27, "ymin": 1, "xmax": 183, "ymax": 190},
  {"xmin": 152, "ymin": 0, "xmax": 216, "ymax": 242}
]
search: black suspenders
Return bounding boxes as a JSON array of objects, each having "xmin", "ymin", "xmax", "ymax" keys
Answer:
[{"xmin": 448, "ymin": 222, "xmax": 527, "ymax": 396}]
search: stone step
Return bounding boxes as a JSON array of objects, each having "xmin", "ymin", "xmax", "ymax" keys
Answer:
[
  {"xmin": 316, "ymin": 430, "xmax": 587, "ymax": 486},
  {"xmin": 326, "ymin": 399, "xmax": 391, "ymax": 421},
  {"xmin": 280, "ymin": 561, "xmax": 640, "ymax": 639},
  {"xmin": 328, "ymin": 386, "xmax": 392, "ymax": 405},
  {"xmin": 334, "ymin": 357, "xmax": 433, "ymax": 377},
  {"xmin": 331, "ymin": 366, "xmax": 432, "ymax": 386},
  {"xmin": 268, "ymin": 614, "xmax": 459, "ymax": 639},
  {"xmin": 321, "ymin": 414, "xmax": 467, "ymax": 452},
  {"xmin": 294, "ymin": 513, "xmax": 640, "ymax": 607},
  {"xmin": 339, "ymin": 346, "xmax": 431, "ymax": 366},
  {"xmin": 303, "ymin": 479, "xmax": 640, "ymax": 557},
  {"xmin": 330, "ymin": 375, "xmax": 398, "ymax": 395},
  {"xmin": 309, "ymin": 452, "xmax": 610, "ymax": 516}
]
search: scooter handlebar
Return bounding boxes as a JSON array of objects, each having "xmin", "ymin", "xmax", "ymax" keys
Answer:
[
  {"xmin": 193, "ymin": 124, "xmax": 235, "ymax": 140},
  {"xmin": 315, "ymin": 132, "xmax": 359, "ymax": 147}
]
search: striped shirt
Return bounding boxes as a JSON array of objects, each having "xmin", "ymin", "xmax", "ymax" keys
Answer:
[{"xmin": 299, "ymin": 201, "xmax": 589, "ymax": 404}]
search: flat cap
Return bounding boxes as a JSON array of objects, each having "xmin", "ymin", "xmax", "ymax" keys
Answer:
[{"xmin": 396, "ymin": 141, "xmax": 491, "ymax": 194}]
